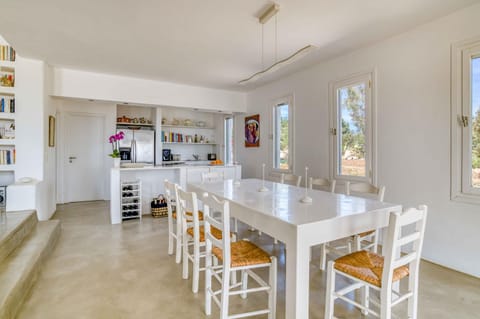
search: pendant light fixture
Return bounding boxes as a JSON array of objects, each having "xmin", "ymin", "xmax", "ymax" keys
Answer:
[{"xmin": 239, "ymin": 3, "xmax": 316, "ymax": 85}]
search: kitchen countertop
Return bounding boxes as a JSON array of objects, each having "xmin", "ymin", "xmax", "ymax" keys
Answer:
[{"xmin": 116, "ymin": 164, "xmax": 240, "ymax": 171}]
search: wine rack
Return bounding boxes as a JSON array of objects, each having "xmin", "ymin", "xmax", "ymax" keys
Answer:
[{"xmin": 121, "ymin": 180, "xmax": 142, "ymax": 221}]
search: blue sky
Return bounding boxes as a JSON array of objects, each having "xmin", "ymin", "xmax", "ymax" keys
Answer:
[{"xmin": 473, "ymin": 57, "xmax": 480, "ymax": 116}]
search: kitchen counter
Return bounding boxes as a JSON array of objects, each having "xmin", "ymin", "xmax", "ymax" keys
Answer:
[
  {"xmin": 117, "ymin": 164, "xmax": 240, "ymax": 171},
  {"xmin": 110, "ymin": 164, "xmax": 241, "ymax": 224}
]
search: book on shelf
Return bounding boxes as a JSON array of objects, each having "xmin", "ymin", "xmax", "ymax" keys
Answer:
[
  {"xmin": 0, "ymin": 148, "xmax": 15, "ymax": 165},
  {"xmin": 0, "ymin": 96, "xmax": 14, "ymax": 113},
  {"xmin": 0, "ymin": 71, "xmax": 14, "ymax": 88},
  {"xmin": 0, "ymin": 45, "xmax": 15, "ymax": 61}
]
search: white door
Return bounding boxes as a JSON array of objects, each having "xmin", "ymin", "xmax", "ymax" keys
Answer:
[{"xmin": 64, "ymin": 113, "xmax": 105, "ymax": 202}]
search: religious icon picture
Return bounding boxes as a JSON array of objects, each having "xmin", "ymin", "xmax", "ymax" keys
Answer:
[{"xmin": 245, "ymin": 114, "xmax": 260, "ymax": 147}]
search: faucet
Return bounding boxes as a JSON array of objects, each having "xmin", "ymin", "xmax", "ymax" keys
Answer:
[{"xmin": 192, "ymin": 154, "xmax": 199, "ymax": 161}]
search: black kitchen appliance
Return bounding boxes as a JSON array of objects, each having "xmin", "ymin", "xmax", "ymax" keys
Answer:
[
  {"xmin": 207, "ymin": 153, "xmax": 217, "ymax": 160},
  {"xmin": 162, "ymin": 149, "xmax": 172, "ymax": 161},
  {"xmin": 119, "ymin": 147, "xmax": 131, "ymax": 162}
]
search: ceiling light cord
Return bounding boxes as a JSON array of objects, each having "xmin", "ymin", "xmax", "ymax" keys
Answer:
[
  {"xmin": 262, "ymin": 24, "xmax": 265, "ymax": 70},
  {"xmin": 275, "ymin": 13, "xmax": 278, "ymax": 63}
]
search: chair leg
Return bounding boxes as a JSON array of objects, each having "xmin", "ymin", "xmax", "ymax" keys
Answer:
[
  {"xmin": 319, "ymin": 243, "xmax": 327, "ymax": 271},
  {"xmin": 233, "ymin": 217, "xmax": 238, "ymax": 233},
  {"xmin": 268, "ymin": 257, "xmax": 277, "ymax": 319},
  {"xmin": 182, "ymin": 235, "xmax": 189, "ymax": 279},
  {"xmin": 361, "ymin": 284, "xmax": 370, "ymax": 315},
  {"xmin": 192, "ymin": 244, "xmax": 200, "ymax": 293},
  {"xmin": 324, "ymin": 262, "xmax": 336, "ymax": 319},
  {"xmin": 408, "ymin": 271, "xmax": 419, "ymax": 318},
  {"xmin": 175, "ymin": 222, "xmax": 182, "ymax": 264},
  {"xmin": 380, "ymin": 285, "xmax": 392, "ymax": 319},
  {"xmin": 205, "ymin": 259, "xmax": 212, "ymax": 315},
  {"xmin": 168, "ymin": 219, "xmax": 174, "ymax": 255},
  {"xmin": 220, "ymin": 268, "xmax": 230, "ymax": 319},
  {"xmin": 241, "ymin": 270, "xmax": 248, "ymax": 299}
]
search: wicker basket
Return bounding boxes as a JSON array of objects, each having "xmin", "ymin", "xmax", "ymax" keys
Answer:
[
  {"xmin": 151, "ymin": 206, "xmax": 168, "ymax": 218},
  {"xmin": 151, "ymin": 196, "xmax": 168, "ymax": 218}
]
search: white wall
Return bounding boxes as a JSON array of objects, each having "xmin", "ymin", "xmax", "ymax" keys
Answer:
[
  {"xmin": 55, "ymin": 99, "xmax": 116, "ymax": 203},
  {"xmin": 237, "ymin": 4, "xmax": 480, "ymax": 277},
  {"xmin": 52, "ymin": 68, "xmax": 247, "ymax": 113}
]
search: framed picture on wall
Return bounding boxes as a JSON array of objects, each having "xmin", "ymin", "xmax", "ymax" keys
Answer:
[{"xmin": 245, "ymin": 114, "xmax": 260, "ymax": 147}]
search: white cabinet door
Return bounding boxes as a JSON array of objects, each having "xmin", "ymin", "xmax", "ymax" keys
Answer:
[{"xmin": 186, "ymin": 167, "xmax": 210, "ymax": 184}]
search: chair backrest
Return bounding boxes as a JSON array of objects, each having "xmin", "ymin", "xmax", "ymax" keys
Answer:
[
  {"xmin": 201, "ymin": 171, "xmax": 225, "ymax": 183},
  {"xmin": 267, "ymin": 173, "xmax": 283, "ymax": 183},
  {"xmin": 382, "ymin": 205, "xmax": 428, "ymax": 289},
  {"xmin": 164, "ymin": 179, "xmax": 178, "ymax": 217},
  {"xmin": 309, "ymin": 177, "xmax": 336, "ymax": 193},
  {"xmin": 282, "ymin": 173, "xmax": 302, "ymax": 187},
  {"xmin": 345, "ymin": 181, "xmax": 386, "ymax": 202},
  {"xmin": 176, "ymin": 187, "xmax": 201, "ymax": 240},
  {"xmin": 203, "ymin": 193, "xmax": 232, "ymax": 270}
]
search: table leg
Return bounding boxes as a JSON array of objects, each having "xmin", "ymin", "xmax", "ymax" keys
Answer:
[{"xmin": 285, "ymin": 237, "xmax": 310, "ymax": 319}]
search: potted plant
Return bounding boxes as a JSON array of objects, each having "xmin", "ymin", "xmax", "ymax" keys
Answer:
[{"xmin": 109, "ymin": 131, "xmax": 124, "ymax": 167}]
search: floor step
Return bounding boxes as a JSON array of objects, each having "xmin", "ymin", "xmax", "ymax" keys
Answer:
[
  {"xmin": 0, "ymin": 211, "xmax": 38, "ymax": 265},
  {"xmin": 0, "ymin": 219, "xmax": 60, "ymax": 319}
]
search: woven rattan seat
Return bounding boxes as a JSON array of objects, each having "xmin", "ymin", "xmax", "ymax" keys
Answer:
[
  {"xmin": 334, "ymin": 250, "xmax": 409, "ymax": 287},
  {"xmin": 186, "ymin": 225, "xmax": 228, "ymax": 242},
  {"xmin": 212, "ymin": 240, "xmax": 271, "ymax": 268},
  {"xmin": 352, "ymin": 230, "xmax": 375, "ymax": 238},
  {"xmin": 173, "ymin": 210, "xmax": 204, "ymax": 221}
]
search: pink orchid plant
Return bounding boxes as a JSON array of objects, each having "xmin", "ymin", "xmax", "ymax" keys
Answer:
[{"xmin": 108, "ymin": 131, "xmax": 125, "ymax": 158}]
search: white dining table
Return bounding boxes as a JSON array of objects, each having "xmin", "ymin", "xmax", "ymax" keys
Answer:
[{"xmin": 187, "ymin": 178, "xmax": 402, "ymax": 319}]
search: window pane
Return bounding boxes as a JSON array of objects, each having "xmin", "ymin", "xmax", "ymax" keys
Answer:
[
  {"xmin": 338, "ymin": 83, "xmax": 366, "ymax": 177},
  {"xmin": 472, "ymin": 57, "xmax": 480, "ymax": 188},
  {"xmin": 275, "ymin": 104, "xmax": 289, "ymax": 169}
]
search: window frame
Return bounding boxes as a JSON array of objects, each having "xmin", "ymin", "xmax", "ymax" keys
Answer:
[
  {"xmin": 224, "ymin": 116, "xmax": 234, "ymax": 165},
  {"xmin": 451, "ymin": 37, "xmax": 480, "ymax": 204},
  {"xmin": 329, "ymin": 71, "xmax": 377, "ymax": 184},
  {"xmin": 271, "ymin": 95, "xmax": 294, "ymax": 173}
]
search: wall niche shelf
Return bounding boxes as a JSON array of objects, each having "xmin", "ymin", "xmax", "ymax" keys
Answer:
[
  {"xmin": 162, "ymin": 142, "xmax": 217, "ymax": 145},
  {"xmin": 116, "ymin": 122, "xmax": 154, "ymax": 128},
  {"xmin": 162, "ymin": 124, "xmax": 215, "ymax": 130}
]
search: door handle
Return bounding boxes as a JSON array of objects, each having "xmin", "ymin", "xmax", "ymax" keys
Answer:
[{"xmin": 69, "ymin": 156, "xmax": 77, "ymax": 163}]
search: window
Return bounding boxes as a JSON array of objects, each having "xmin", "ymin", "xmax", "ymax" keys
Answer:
[
  {"xmin": 273, "ymin": 97, "xmax": 293, "ymax": 171},
  {"xmin": 452, "ymin": 38, "xmax": 480, "ymax": 203},
  {"xmin": 330, "ymin": 72, "xmax": 375, "ymax": 182},
  {"xmin": 224, "ymin": 117, "xmax": 234, "ymax": 164}
]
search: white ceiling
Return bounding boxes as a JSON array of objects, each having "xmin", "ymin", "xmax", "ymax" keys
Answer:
[{"xmin": 0, "ymin": 0, "xmax": 478, "ymax": 91}]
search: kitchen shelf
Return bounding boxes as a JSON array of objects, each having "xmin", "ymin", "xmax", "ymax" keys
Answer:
[
  {"xmin": 116, "ymin": 122, "xmax": 154, "ymax": 127},
  {"xmin": 0, "ymin": 87, "xmax": 14, "ymax": 95},
  {"xmin": 0, "ymin": 164, "xmax": 15, "ymax": 171},
  {"xmin": 162, "ymin": 124, "xmax": 215, "ymax": 130},
  {"xmin": 0, "ymin": 61, "xmax": 15, "ymax": 68},
  {"xmin": 0, "ymin": 139, "xmax": 14, "ymax": 145},
  {"xmin": 0, "ymin": 113, "xmax": 15, "ymax": 120},
  {"xmin": 162, "ymin": 142, "xmax": 217, "ymax": 145}
]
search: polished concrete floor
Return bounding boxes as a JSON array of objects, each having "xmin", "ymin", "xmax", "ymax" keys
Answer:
[{"xmin": 17, "ymin": 201, "xmax": 480, "ymax": 318}]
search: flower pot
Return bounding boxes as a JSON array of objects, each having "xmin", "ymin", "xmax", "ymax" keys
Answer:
[{"xmin": 113, "ymin": 158, "xmax": 121, "ymax": 168}]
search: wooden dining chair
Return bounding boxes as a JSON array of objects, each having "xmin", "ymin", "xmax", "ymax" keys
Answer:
[
  {"xmin": 203, "ymin": 193, "xmax": 277, "ymax": 319},
  {"xmin": 309, "ymin": 177, "xmax": 336, "ymax": 193},
  {"xmin": 325, "ymin": 205, "xmax": 428, "ymax": 319},
  {"xmin": 306, "ymin": 177, "xmax": 337, "ymax": 269},
  {"xmin": 164, "ymin": 179, "xmax": 182, "ymax": 263},
  {"xmin": 200, "ymin": 170, "xmax": 238, "ymax": 234},
  {"xmin": 282, "ymin": 173, "xmax": 302, "ymax": 187},
  {"xmin": 178, "ymin": 187, "xmax": 233, "ymax": 293},
  {"xmin": 346, "ymin": 181, "xmax": 386, "ymax": 253}
]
